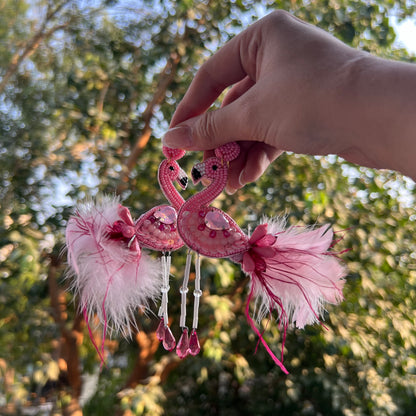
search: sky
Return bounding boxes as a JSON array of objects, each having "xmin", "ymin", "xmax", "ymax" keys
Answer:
[{"xmin": 394, "ymin": 17, "xmax": 416, "ymax": 54}]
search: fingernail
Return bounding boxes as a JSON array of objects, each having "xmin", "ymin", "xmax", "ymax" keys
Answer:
[
  {"xmin": 163, "ymin": 126, "xmax": 193, "ymax": 148},
  {"xmin": 238, "ymin": 169, "xmax": 247, "ymax": 187},
  {"xmin": 225, "ymin": 185, "xmax": 237, "ymax": 195}
]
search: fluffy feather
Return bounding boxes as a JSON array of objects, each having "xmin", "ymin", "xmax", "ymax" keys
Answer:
[
  {"xmin": 65, "ymin": 195, "xmax": 162, "ymax": 339},
  {"xmin": 244, "ymin": 217, "xmax": 346, "ymax": 329}
]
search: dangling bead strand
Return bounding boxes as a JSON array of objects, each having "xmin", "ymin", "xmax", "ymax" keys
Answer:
[
  {"xmin": 176, "ymin": 250, "xmax": 192, "ymax": 359},
  {"xmin": 157, "ymin": 253, "xmax": 176, "ymax": 351},
  {"xmin": 189, "ymin": 253, "xmax": 201, "ymax": 356}
]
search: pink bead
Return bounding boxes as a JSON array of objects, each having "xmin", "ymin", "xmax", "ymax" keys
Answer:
[
  {"xmin": 188, "ymin": 329, "xmax": 201, "ymax": 356},
  {"xmin": 209, "ymin": 230, "xmax": 216, "ymax": 238},
  {"xmin": 198, "ymin": 223, "xmax": 205, "ymax": 231},
  {"xmin": 176, "ymin": 328, "xmax": 190, "ymax": 359},
  {"xmin": 156, "ymin": 318, "xmax": 165, "ymax": 341},
  {"xmin": 199, "ymin": 210, "xmax": 206, "ymax": 218},
  {"xmin": 162, "ymin": 326, "xmax": 176, "ymax": 351},
  {"xmin": 223, "ymin": 230, "xmax": 230, "ymax": 238}
]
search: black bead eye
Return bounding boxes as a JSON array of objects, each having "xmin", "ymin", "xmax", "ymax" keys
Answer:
[
  {"xmin": 212, "ymin": 165, "xmax": 218, "ymax": 171},
  {"xmin": 169, "ymin": 165, "xmax": 175, "ymax": 171}
]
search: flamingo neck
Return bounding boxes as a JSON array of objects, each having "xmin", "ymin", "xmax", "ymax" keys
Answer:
[
  {"xmin": 184, "ymin": 170, "xmax": 227, "ymax": 211},
  {"xmin": 158, "ymin": 167, "xmax": 184, "ymax": 211}
]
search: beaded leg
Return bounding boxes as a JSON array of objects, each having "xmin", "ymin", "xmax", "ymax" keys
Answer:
[
  {"xmin": 189, "ymin": 253, "xmax": 201, "ymax": 356},
  {"xmin": 176, "ymin": 250, "xmax": 192, "ymax": 359},
  {"xmin": 156, "ymin": 253, "xmax": 176, "ymax": 351}
]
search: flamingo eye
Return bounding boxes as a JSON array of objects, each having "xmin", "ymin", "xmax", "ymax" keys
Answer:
[
  {"xmin": 212, "ymin": 165, "xmax": 218, "ymax": 171},
  {"xmin": 169, "ymin": 165, "xmax": 175, "ymax": 171}
]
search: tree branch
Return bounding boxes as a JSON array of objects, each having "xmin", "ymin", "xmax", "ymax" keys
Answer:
[
  {"xmin": 0, "ymin": 5, "xmax": 71, "ymax": 94},
  {"xmin": 47, "ymin": 254, "xmax": 83, "ymax": 401},
  {"xmin": 117, "ymin": 52, "xmax": 181, "ymax": 193}
]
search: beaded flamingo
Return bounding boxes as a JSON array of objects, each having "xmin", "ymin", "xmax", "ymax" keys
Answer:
[
  {"xmin": 65, "ymin": 147, "xmax": 189, "ymax": 361},
  {"xmin": 177, "ymin": 142, "xmax": 346, "ymax": 373},
  {"xmin": 134, "ymin": 146, "xmax": 188, "ymax": 352}
]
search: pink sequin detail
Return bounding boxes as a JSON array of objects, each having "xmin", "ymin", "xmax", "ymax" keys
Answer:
[
  {"xmin": 154, "ymin": 206, "xmax": 177, "ymax": 224},
  {"xmin": 205, "ymin": 210, "xmax": 230, "ymax": 230}
]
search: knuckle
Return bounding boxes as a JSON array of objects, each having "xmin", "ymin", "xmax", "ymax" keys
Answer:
[
  {"xmin": 194, "ymin": 110, "xmax": 219, "ymax": 142},
  {"xmin": 268, "ymin": 10, "xmax": 292, "ymax": 25}
]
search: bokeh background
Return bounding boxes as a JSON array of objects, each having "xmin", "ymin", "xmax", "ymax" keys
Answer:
[{"xmin": 1, "ymin": 1, "xmax": 416, "ymax": 415}]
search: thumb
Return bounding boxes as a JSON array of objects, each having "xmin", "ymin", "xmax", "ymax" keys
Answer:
[{"xmin": 162, "ymin": 98, "xmax": 261, "ymax": 151}]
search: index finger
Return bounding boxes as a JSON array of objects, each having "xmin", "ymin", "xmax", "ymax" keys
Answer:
[{"xmin": 169, "ymin": 24, "xmax": 259, "ymax": 127}]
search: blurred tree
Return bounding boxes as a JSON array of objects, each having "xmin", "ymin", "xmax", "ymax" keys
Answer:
[{"xmin": 0, "ymin": 0, "xmax": 415, "ymax": 415}]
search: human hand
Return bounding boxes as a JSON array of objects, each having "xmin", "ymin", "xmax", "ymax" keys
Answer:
[{"xmin": 163, "ymin": 10, "xmax": 416, "ymax": 186}]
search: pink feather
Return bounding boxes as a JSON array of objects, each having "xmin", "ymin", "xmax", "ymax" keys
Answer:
[
  {"xmin": 241, "ymin": 217, "xmax": 346, "ymax": 330},
  {"xmin": 65, "ymin": 196, "xmax": 162, "ymax": 340}
]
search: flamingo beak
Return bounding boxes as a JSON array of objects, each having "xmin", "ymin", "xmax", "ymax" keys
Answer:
[
  {"xmin": 191, "ymin": 162, "xmax": 204, "ymax": 184},
  {"xmin": 177, "ymin": 166, "xmax": 188, "ymax": 189}
]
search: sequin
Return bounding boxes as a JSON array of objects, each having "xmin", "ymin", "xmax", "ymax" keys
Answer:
[
  {"xmin": 154, "ymin": 206, "xmax": 177, "ymax": 224},
  {"xmin": 205, "ymin": 210, "xmax": 230, "ymax": 230}
]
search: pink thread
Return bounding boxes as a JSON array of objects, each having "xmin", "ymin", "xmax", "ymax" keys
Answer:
[{"xmin": 245, "ymin": 286, "xmax": 289, "ymax": 374}]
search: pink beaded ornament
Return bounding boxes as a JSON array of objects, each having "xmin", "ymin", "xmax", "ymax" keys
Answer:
[
  {"xmin": 135, "ymin": 146, "xmax": 188, "ymax": 352},
  {"xmin": 177, "ymin": 142, "xmax": 346, "ymax": 373},
  {"xmin": 66, "ymin": 141, "xmax": 347, "ymax": 373},
  {"xmin": 65, "ymin": 147, "xmax": 188, "ymax": 361}
]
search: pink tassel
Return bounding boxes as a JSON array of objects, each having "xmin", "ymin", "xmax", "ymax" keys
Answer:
[
  {"xmin": 240, "ymin": 217, "xmax": 346, "ymax": 364},
  {"xmin": 65, "ymin": 196, "xmax": 162, "ymax": 345}
]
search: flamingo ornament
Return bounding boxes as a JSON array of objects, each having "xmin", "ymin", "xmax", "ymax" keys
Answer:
[
  {"xmin": 134, "ymin": 146, "xmax": 188, "ymax": 352},
  {"xmin": 177, "ymin": 142, "xmax": 346, "ymax": 373},
  {"xmin": 65, "ymin": 147, "xmax": 189, "ymax": 361}
]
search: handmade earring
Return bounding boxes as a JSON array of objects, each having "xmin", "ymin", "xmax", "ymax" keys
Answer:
[
  {"xmin": 65, "ymin": 147, "xmax": 188, "ymax": 362},
  {"xmin": 134, "ymin": 146, "xmax": 187, "ymax": 352},
  {"xmin": 177, "ymin": 142, "xmax": 346, "ymax": 373}
]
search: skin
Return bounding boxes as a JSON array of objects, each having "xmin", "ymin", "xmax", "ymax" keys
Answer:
[{"xmin": 163, "ymin": 10, "xmax": 416, "ymax": 193}]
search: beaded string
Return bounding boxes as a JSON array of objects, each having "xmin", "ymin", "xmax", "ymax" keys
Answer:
[
  {"xmin": 192, "ymin": 253, "xmax": 202, "ymax": 330},
  {"xmin": 156, "ymin": 252, "xmax": 176, "ymax": 351},
  {"xmin": 176, "ymin": 250, "xmax": 192, "ymax": 358},
  {"xmin": 179, "ymin": 251, "xmax": 192, "ymax": 328},
  {"xmin": 189, "ymin": 253, "xmax": 201, "ymax": 356}
]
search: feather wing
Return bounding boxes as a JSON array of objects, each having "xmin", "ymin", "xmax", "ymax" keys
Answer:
[{"xmin": 65, "ymin": 195, "xmax": 162, "ymax": 337}]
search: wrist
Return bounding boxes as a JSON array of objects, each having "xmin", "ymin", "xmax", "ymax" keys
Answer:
[{"xmin": 334, "ymin": 54, "xmax": 416, "ymax": 179}]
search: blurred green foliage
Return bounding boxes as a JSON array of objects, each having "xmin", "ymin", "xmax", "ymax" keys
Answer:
[{"xmin": 1, "ymin": 0, "xmax": 416, "ymax": 415}]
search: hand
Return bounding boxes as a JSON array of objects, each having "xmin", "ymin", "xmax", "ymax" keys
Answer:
[{"xmin": 164, "ymin": 11, "xmax": 416, "ymax": 186}]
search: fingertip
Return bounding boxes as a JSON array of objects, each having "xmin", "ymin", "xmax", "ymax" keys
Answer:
[
  {"xmin": 225, "ymin": 185, "xmax": 237, "ymax": 195},
  {"xmin": 162, "ymin": 126, "xmax": 193, "ymax": 149}
]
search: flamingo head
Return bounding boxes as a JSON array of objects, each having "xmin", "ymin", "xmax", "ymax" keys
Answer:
[
  {"xmin": 191, "ymin": 157, "xmax": 227, "ymax": 185},
  {"xmin": 160, "ymin": 159, "xmax": 188, "ymax": 189}
]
